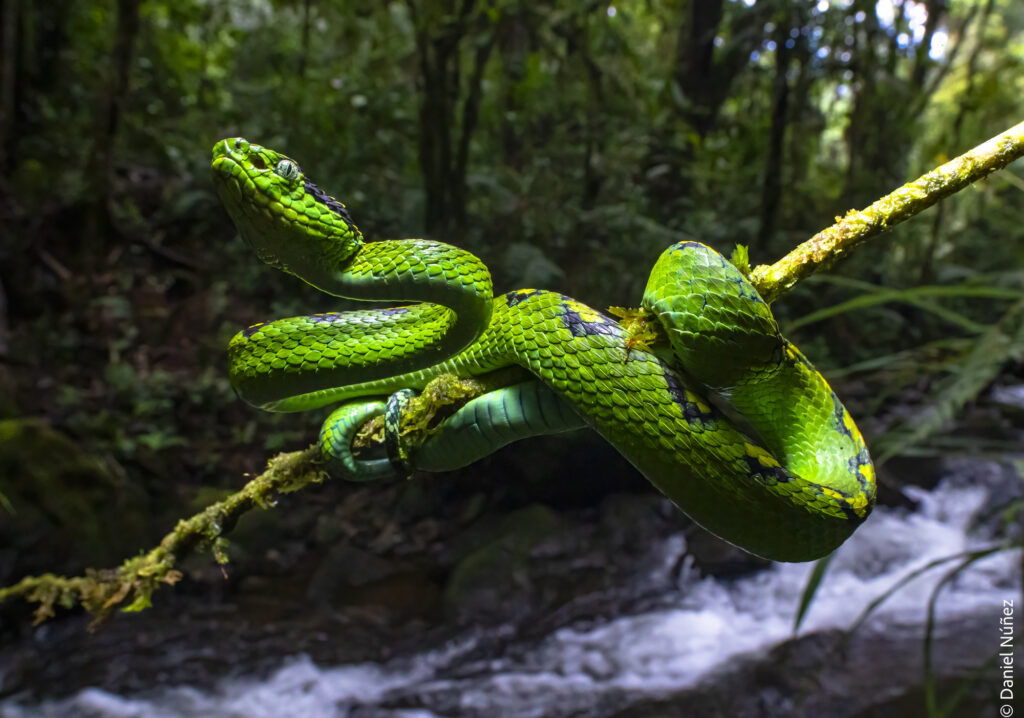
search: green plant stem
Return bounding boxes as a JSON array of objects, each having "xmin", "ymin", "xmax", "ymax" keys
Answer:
[{"xmin": 751, "ymin": 120, "xmax": 1024, "ymax": 303}]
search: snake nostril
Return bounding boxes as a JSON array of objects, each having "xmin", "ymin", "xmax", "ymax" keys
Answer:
[{"xmin": 233, "ymin": 138, "xmax": 249, "ymax": 153}]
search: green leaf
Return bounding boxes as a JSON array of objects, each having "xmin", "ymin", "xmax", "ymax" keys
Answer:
[
  {"xmin": 730, "ymin": 244, "xmax": 751, "ymax": 277},
  {"xmin": 789, "ymin": 284, "xmax": 1023, "ymax": 332},
  {"xmin": 122, "ymin": 591, "xmax": 153, "ymax": 613},
  {"xmin": 793, "ymin": 552, "xmax": 834, "ymax": 633}
]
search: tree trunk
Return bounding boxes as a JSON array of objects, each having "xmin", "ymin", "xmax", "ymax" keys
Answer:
[
  {"xmin": 497, "ymin": 9, "xmax": 530, "ymax": 173},
  {"xmin": 409, "ymin": 0, "xmax": 495, "ymax": 237},
  {"xmin": 0, "ymin": 0, "xmax": 18, "ymax": 171},
  {"xmin": 842, "ymin": 0, "xmax": 949, "ymax": 208},
  {"xmin": 919, "ymin": 0, "xmax": 993, "ymax": 284},
  {"xmin": 757, "ymin": 20, "xmax": 793, "ymax": 249},
  {"xmin": 646, "ymin": 0, "xmax": 772, "ymax": 213},
  {"xmin": 298, "ymin": 0, "xmax": 313, "ymax": 80},
  {"xmin": 83, "ymin": 0, "xmax": 141, "ymax": 265}
]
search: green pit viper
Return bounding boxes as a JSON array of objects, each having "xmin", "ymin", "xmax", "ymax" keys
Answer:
[{"xmin": 211, "ymin": 137, "xmax": 875, "ymax": 562}]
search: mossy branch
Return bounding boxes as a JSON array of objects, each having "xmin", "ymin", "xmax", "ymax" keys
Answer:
[
  {"xmin": 0, "ymin": 447, "xmax": 325, "ymax": 627},
  {"xmin": 3, "ymin": 121, "xmax": 1024, "ymax": 626},
  {"xmin": 750, "ymin": 119, "xmax": 1024, "ymax": 303}
]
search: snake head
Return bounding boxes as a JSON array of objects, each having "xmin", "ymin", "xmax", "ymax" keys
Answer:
[{"xmin": 211, "ymin": 137, "xmax": 362, "ymax": 291}]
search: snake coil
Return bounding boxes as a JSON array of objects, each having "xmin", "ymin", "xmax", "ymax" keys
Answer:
[{"xmin": 212, "ymin": 137, "xmax": 875, "ymax": 562}]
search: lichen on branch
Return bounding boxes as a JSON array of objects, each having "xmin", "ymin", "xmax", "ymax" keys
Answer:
[{"xmin": 750, "ymin": 120, "xmax": 1024, "ymax": 303}]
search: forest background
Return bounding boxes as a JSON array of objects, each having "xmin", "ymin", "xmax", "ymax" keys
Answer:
[{"xmin": 1, "ymin": 0, "xmax": 1024, "ymax": 702}]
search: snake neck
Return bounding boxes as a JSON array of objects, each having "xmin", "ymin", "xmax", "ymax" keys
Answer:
[
  {"xmin": 334, "ymin": 239, "xmax": 494, "ymax": 356},
  {"xmin": 227, "ymin": 238, "xmax": 496, "ymax": 410},
  {"xmin": 214, "ymin": 137, "xmax": 496, "ymax": 401}
]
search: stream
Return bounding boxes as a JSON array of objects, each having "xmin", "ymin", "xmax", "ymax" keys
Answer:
[{"xmin": 1, "ymin": 453, "xmax": 1019, "ymax": 718}]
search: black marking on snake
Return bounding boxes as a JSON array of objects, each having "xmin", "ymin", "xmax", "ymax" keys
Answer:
[
  {"xmin": 385, "ymin": 389, "xmax": 415, "ymax": 474},
  {"xmin": 669, "ymin": 241, "xmax": 705, "ymax": 254},
  {"xmin": 847, "ymin": 446, "xmax": 873, "ymax": 493},
  {"xmin": 783, "ymin": 340, "xmax": 815, "ymax": 371},
  {"xmin": 304, "ymin": 179, "xmax": 357, "ymax": 228},
  {"xmin": 842, "ymin": 506, "xmax": 863, "ymax": 521},
  {"xmin": 833, "ymin": 394, "xmax": 853, "ymax": 439},
  {"xmin": 242, "ymin": 322, "xmax": 266, "ymax": 338},
  {"xmin": 823, "ymin": 485, "xmax": 866, "ymax": 521},
  {"xmin": 733, "ymin": 274, "xmax": 764, "ymax": 304},
  {"xmin": 559, "ymin": 304, "xmax": 621, "ymax": 339},
  {"xmin": 308, "ymin": 312, "xmax": 345, "ymax": 324},
  {"xmin": 505, "ymin": 289, "xmax": 545, "ymax": 307},
  {"xmin": 662, "ymin": 370, "xmax": 718, "ymax": 427},
  {"xmin": 822, "ymin": 489, "xmax": 864, "ymax": 521},
  {"xmin": 742, "ymin": 454, "xmax": 792, "ymax": 485}
]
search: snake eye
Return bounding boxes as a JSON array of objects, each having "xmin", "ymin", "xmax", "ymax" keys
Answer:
[{"xmin": 274, "ymin": 159, "xmax": 301, "ymax": 181}]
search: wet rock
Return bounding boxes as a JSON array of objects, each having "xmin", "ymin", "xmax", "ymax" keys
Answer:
[
  {"xmin": 306, "ymin": 544, "xmax": 402, "ymax": 604},
  {"xmin": 990, "ymin": 383, "xmax": 1024, "ymax": 424},
  {"xmin": 436, "ymin": 494, "xmax": 690, "ymax": 632},
  {"xmin": 872, "ymin": 474, "xmax": 919, "ymax": 511},
  {"xmin": 878, "ymin": 455, "xmax": 945, "ymax": 492},
  {"xmin": 952, "ymin": 458, "xmax": 1024, "ymax": 541},
  {"xmin": 0, "ymin": 419, "xmax": 149, "ymax": 583},
  {"xmin": 442, "ymin": 504, "xmax": 560, "ymax": 624},
  {"xmin": 605, "ymin": 616, "xmax": 997, "ymax": 718},
  {"xmin": 683, "ymin": 526, "xmax": 770, "ymax": 578}
]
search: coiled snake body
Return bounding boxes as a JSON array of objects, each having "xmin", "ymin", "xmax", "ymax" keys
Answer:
[{"xmin": 212, "ymin": 137, "xmax": 875, "ymax": 562}]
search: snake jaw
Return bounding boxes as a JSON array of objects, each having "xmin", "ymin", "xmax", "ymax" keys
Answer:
[
  {"xmin": 212, "ymin": 144, "xmax": 287, "ymax": 271},
  {"xmin": 212, "ymin": 136, "xmax": 364, "ymax": 293}
]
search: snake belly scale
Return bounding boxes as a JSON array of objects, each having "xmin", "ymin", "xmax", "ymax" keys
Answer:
[{"xmin": 212, "ymin": 137, "xmax": 876, "ymax": 562}]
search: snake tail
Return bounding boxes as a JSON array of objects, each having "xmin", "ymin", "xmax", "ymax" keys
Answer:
[
  {"xmin": 413, "ymin": 381, "xmax": 586, "ymax": 472},
  {"xmin": 319, "ymin": 400, "xmax": 393, "ymax": 481}
]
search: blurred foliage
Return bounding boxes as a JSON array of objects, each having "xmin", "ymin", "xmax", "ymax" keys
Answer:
[{"xmin": 1, "ymin": 0, "xmax": 1024, "ymax": 589}]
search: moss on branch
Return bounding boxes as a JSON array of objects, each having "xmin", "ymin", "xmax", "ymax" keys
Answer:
[{"xmin": 0, "ymin": 447, "xmax": 325, "ymax": 627}]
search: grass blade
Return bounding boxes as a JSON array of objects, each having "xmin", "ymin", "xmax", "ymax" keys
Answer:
[
  {"xmin": 846, "ymin": 546, "xmax": 1004, "ymax": 639},
  {"xmin": 789, "ymin": 285, "xmax": 1022, "ymax": 331},
  {"xmin": 874, "ymin": 298, "xmax": 1024, "ymax": 464},
  {"xmin": 794, "ymin": 552, "xmax": 834, "ymax": 633}
]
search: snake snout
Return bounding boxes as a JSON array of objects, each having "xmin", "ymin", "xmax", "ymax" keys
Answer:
[{"xmin": 211, "ymin": 137, "xmax": 254, "ymax": 163}]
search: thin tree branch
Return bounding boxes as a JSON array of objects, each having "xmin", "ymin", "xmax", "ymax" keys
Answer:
[
  {"xmin": 751, "ymin": 120, "xmax": 1024, "ymax": 303},
  {"xmin": 0, "ymin": 447, "xmax": 324, "ymax": 627}
]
